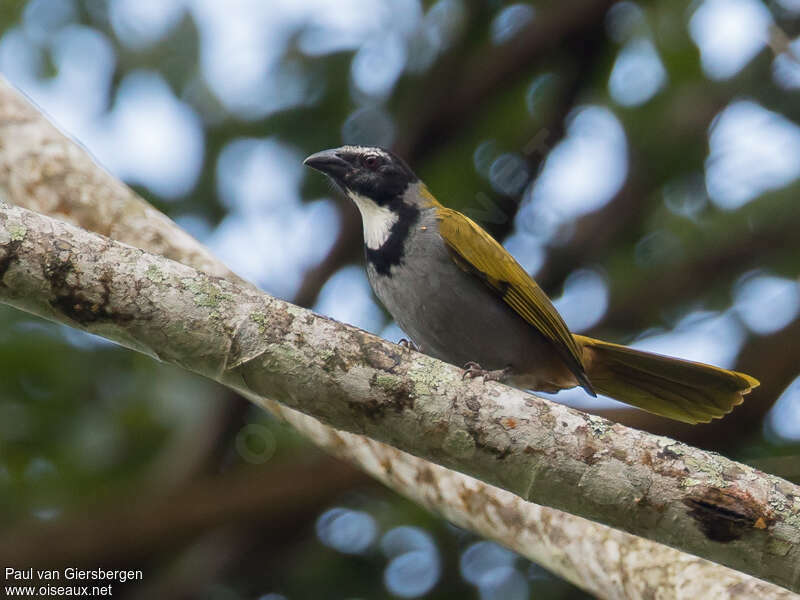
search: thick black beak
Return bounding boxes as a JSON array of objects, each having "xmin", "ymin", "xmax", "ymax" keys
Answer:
[{"xmin": 303, "ymin": 149, "xmax": 349, "ymax": 179}]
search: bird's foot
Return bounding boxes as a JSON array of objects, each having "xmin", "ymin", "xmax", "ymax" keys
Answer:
[
  {"xmin": 462, "ymin": 362, "xmax": 511, "ymax": 382},
  {"xmin": 398, "ymin": 338, "xmax": 418, "ymax": 350}
]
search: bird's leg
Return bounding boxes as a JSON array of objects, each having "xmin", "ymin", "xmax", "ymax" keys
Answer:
[
  {"xmin": 462, "ymin": 361, "xmax": 512, "ymax": 382},
  {"xmin": 398, "ymin": 338, "xmax": 418, "ymax": 350}
]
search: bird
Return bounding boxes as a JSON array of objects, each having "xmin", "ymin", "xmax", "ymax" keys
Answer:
[{"xmin": 304, "ymin": 145, "xmax": 759, "ymax": 424}]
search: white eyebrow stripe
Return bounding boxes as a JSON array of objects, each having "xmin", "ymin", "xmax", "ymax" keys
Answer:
[{"xmin": 340, "ymin": 145, "xmax": 389, "ymax": 158}]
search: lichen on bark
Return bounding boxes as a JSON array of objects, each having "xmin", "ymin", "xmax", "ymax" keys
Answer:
[
  {"xmin": 0, "ymin": 202, "xmax": 798, "ymax": 594},
  {"xmin": 1, "ymin": 76, "xmax": 798, "ymax": 598}
]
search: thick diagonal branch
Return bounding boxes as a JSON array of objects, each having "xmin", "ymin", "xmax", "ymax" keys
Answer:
[
  {"xmin": 0, "ymin": 202, "xmax": 798, "ymax": 593},
  {"xmin": 0, "ymin": 77, "xmax": 796, "ymax": 599}
]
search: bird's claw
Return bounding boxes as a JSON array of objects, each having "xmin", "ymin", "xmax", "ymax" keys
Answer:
[
  {"xmin": 462, "ymin": 362, "xmax": 510, "ymax": 382},
  {"xmin": 398, "ymin": 338, "xmax": 418, "ymax": 350}
]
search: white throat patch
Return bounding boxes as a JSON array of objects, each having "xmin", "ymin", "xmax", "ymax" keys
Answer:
[{"xmin": 347, "ymin": 191, "xmax": 398, "ymax": 249}]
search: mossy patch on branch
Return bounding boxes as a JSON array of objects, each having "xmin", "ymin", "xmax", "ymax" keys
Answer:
[
  {"xmin": 181, "ymin": 276, "xmax": 232, "ymax": 309},
  {"xmin": 8, "ymin": 222, "xmax": 26, "ymax": 242},
  {"xmin": 443, "ymin": 428, "xmax": 476, "ymax": 459},
  {"xmin": 250, "ymin": 311, "xmax": 269, "ymax": 333},
  {"xmin": 145, "ymin": 263, "xmax": 165, "ymax": 283}
]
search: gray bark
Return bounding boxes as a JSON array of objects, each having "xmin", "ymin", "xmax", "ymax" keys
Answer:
[
  {"xmin": 1, "ymin": 76, "xmax": 797, "ymax": 599},
  {"xmin": 0, "ymin": 201, "xmax": 798, "ymax": 594}
]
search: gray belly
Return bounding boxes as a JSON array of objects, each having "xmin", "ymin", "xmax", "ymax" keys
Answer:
[{"xmin": 366, "ymin": 225, "xmax": 553, "ymax": 377}]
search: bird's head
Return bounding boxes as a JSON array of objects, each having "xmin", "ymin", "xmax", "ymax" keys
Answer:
[
  {"xmin": 305, "ymin": 146, "xmax": 440, "ymax": 249},
  {"xmin": 303, "ymin": 145, "xmax": 419, "ymax": 208},
  {"xmin": 304, "ymin": 146, "xmax": 438, "ymax": 249}
]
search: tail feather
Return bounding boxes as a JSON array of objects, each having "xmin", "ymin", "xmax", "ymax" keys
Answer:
[{"xmin": 575, "ymin": 335, "xmax": 759, "ymax": 424}]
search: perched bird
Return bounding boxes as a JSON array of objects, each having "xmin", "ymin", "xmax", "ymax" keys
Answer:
[{"xmin": 304, "ymin": 145, "xmax": 759, "ymax": 424}]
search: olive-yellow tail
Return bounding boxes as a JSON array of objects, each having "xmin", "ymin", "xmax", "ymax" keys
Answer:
[{"xmin": 576, "ymin": 335, "xmax": 759, "ymax": 424}]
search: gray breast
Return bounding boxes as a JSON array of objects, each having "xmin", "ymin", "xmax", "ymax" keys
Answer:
[{"xmin": 365, "ymin": 209, "xmax": 557, "ymax": 378}]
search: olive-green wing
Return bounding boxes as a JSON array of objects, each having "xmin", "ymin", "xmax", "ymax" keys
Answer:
[{"xmin": 436, "ymin": 207, "xmax": 594, "ymax": 394}]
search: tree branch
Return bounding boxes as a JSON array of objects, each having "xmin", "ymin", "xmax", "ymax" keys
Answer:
[
  {"xmin": 535, "ymin": 86, "xmax": 798, "ymax": 443},
  {"xmin": 0, "ymin": 457, "xmax": 367, "ymax": 569},
  {"xmin": 1, "ymin": 77, "xmax": 796, "ymax": 598},
  {"xmin": 393, "ymin": 0, "xmax": 618, "ymax": 162},
  {"xmin": 0, "ymin": 88, "xmax": 247, "ymax": 288},
  {"xmin": 0, "ymin": 201, "xmax": 798, "ymax": 593},
  {"xmin": 599, "ymin": 212, "xmax": 800, "ymax": 334}
]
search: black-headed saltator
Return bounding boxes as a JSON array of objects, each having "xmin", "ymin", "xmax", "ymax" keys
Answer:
[{"xmin": 305, "ymin": 146, "xmax": 758, "ymax": 424}]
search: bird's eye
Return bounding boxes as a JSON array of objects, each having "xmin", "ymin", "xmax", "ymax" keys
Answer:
[{"xmin": 362, "ymin": 155, "xmax": 381, "ymax": 170}]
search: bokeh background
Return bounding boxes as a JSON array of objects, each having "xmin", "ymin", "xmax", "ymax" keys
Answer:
[{"xmin": 1, "ymin": 0, "xmax": 799, "ymax": 598}]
